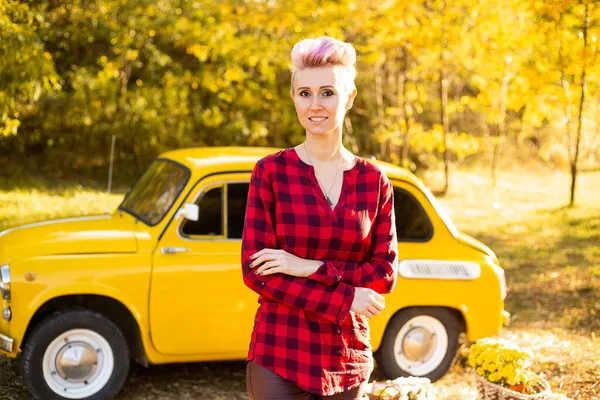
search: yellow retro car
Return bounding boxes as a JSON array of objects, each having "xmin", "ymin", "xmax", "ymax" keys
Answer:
[{"xmin": 0, "ymin": 147, "xmax": 509, "ymax": 399}]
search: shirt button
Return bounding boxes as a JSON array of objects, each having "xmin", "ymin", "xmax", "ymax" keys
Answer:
[
  {"xmin": 335, "ymin": 327, "xmax": 341, "ymax": 334},
  {"xmin": 261, "ymin": 282, "xmax": 265, "ymax": 286}
]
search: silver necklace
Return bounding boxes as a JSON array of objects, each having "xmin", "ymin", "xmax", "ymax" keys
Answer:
[{"xmin": 303, "ymin": 143, "xmax": 343, "ymax": 208}]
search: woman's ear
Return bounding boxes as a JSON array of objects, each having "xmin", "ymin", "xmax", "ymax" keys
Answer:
[{"xmin": 346, "ymin": 88, "xmax": 357, "ymax": 109}]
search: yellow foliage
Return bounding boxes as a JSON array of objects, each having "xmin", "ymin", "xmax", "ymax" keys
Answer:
[
  {"xmin": 126, "ymin": 49, "xmax": 139, "ymax": 61},
  {"xmin": 186, "ymin": 44, "xmax": 210, "ymax": 62}
]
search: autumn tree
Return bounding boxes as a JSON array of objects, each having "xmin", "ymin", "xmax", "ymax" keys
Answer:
[{"xmin": 532, "ymin": 0, "xmax": 599, "ymax": 205}]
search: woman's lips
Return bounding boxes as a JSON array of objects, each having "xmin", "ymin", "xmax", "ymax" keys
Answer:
[{"xmin": 309, "ymin": 117, "xmax": 328, "ymax": 124}]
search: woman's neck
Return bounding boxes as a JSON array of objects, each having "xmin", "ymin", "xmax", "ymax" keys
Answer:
[{"xmin": 303, "ymin": 133, "xmax": 344, "ymax": 164}]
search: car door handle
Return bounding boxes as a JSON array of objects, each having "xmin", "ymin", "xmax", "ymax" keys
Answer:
[{"xmin": 161, "ymin": 247, "xmax": 190, "ymax": 255}]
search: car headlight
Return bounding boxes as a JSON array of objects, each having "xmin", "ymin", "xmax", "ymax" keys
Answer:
[{"xmin": 0, "ymin": 265, "xmax": 10, "ymax": 300}]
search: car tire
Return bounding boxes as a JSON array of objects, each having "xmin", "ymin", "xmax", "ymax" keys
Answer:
[
  {"xmin": 21, "ymin": 308, "xmax": 130, "ymax": 400},
  {"xmin": 375, "ymin": 307, "xmax": 461, "ymax": 382}
]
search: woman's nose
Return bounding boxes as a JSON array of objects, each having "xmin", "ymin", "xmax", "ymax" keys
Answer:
[{"xmin": 310, "ymin": 96, "xmax": 323, "ymax": 110}]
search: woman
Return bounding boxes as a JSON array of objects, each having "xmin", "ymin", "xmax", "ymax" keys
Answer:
[{"xmin": 241, "ymin": 36, "xmax": 398, "ymax": 400}]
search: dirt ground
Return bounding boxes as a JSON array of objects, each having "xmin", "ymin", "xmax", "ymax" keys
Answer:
[
  {"xmin": 0, "ymin": 356, "xmax": 249, "ymax": 400},
  {"xmin": 0, "ymin": 341, "xmax": 592, "ymax": 400}
]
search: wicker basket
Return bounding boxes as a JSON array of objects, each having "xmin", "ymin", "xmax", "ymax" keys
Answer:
[
  {"xmin": 365, "ymin": 378, "xmax": 436, "ymax": 400},
  {"xmin": 475, "ymin": 374, "xmax": 552, "ymax": 400}
]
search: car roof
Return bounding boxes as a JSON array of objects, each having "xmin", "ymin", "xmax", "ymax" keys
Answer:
[{"xmin": 159, "ymin": 146, "xmax": 421, "ymax": 185}]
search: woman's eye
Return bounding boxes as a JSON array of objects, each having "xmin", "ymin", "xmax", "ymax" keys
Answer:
[
  {"xmin": 299, "ymin": 90, "xmax": 310, "ymax": 97},
  {"xmin": 322, "ymin": 90, "xmax": 335, "ymax": 96}
]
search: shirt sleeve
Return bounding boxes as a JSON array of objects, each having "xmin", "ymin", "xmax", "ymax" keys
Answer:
[
  {"xmin": 308, "ymin": 172, "xmax": 398, "ymax": 294},
  {"xmin": 241, "ymin": 160, "xmax": 355, "ymax": 324}
]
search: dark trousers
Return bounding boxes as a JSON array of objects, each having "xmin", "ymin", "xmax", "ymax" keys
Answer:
[{"xmin": 246, "ymin": 361, "xmax": 368, "ymax": 400}]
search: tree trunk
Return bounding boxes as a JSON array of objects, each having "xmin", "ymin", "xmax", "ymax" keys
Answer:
[
  {"xmin": 398, "ymin": 48, "xmax": 412, "ymax": 169},
  {"xmin": 562, "ymin": 75, "xmax": 574, "ymax": 162},
  {"xmin": 452, "ymin": 78, "xmax": 465, "ymax": 135},
  {"xmin": 344, "ymin": 116, "xmax": 360, "ymax": 154},
  {"xmin": 491, "ymin": 67, "xmax": 511, "ymax": 188},
  {"xmin": 374, "ymin": 63, "xmax": 386, "ymax": 160},
  {"xmin": 440, "ymin": 66, "xmax": 449, "ymax": 194},
  {"xmin": 570, "ymin": 2, "xmax": 589, "ymax": 207},
  {"xmin": 439, "ymin": 0, "xmax": 450, "ymax": 195},
  {"xmin": 388, "ymin": 56, "xmax": 397, "ymax": 161}
]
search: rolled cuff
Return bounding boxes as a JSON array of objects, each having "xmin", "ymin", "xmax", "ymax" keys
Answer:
[{"xmin": 307, "ymin": 260, "xmax": 342, "ymax": 286}]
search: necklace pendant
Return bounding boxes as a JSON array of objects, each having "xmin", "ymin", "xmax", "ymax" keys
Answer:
[{"xmin": 326, "ymin": 196, "xmax": 333, "ymax": 207}]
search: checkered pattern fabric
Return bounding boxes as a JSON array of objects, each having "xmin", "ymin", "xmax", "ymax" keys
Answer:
[{"xmin": 241, "ymin": 148, "xmax": 398, "ymax": 396}]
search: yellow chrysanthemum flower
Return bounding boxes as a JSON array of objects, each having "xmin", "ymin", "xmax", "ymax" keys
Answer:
[{"xmin": 468, "ymin": 338, "xmax": 537, "ymax": 389}]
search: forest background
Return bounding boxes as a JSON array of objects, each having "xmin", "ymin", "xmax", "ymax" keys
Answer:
[
  {"xmin": 1, "ymin": 0, "xmax": 599, "ymax": 205},
  {"xmin": 2, "ymin": 1, "xmax": 600, "ymax": 398}
]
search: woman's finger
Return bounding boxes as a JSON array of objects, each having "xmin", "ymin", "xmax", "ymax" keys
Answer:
[
  {"xmin": 250, "ymin": 249, "xmax": 265, "ymax": 260},
  {"xmin": 366, "ymin": 305, "xmax": 379, "ymax": 317},
  {"xmin": 260, "ymin": 265, "xmax": 282, "ymax": 276},
  {"xmin": 251, "ymin": 248, "xmax": 276, "ymax": 261},
  {"xmin": 255, "ymin": 260, "xmax": 280, "ymax": 275},
  {"xmin": 371, "ymin": 295, "xmax": 385, "ymax": 309},
  {"xmin": 374, "ymin": 292, "xmax": 385, "ymax": 302},
  {"xmin": 370, "ymin": 301, "xmax": 384, "ymax": 312},
  {"xmin": 251, "ymin": 254, "xmax": 277, "ymax": 268}
]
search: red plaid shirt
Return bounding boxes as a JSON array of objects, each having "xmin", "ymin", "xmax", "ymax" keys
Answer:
[{"xmin": 241, "ymin": 148, "xmax": 398, "ymax": 396}]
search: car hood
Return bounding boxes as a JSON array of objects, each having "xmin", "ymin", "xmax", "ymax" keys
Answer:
[
  {"xmin": 0, "ymin": 215, "xmax": 138, "ymax": 263},
  {"xmin": 457, "ymin": 233, "xmax": 498, "ymax": 263}
]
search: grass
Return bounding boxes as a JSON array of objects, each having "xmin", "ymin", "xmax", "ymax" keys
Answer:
[
  {"xmin": 0, "ymin": 187, "xmax": 123, "ymax": 231},
  {"xmin": 423, "ymin": 167, "xmax": 600, "ymax": 399},
  {"xmin": 0, "ymin": 167, "xmax": 599, "ymax": 399}
]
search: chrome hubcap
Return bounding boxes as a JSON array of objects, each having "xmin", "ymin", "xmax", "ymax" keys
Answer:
[
  {"xmin": 392, "ymin": 315, "xmax": 449, "ymax": 376},
  {"xmin": 43, "ymin": 329, "xmax": 114, "ymax": 398},
  {"xmin": 56, "ymin": 341, "xmax": 98, "ymax": 382},
  {"xmin": 403, "ymin": 325, "xmax": 435, "ymax": 362}
]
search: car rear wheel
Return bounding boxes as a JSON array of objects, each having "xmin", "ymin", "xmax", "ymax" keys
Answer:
[
  {"xmin": 21, "ymin": 309, "xmax": 130, "ymax": 400},
  {"xmin": 375, "ymin": 307, "xmax": 461, "ymax": 382}
]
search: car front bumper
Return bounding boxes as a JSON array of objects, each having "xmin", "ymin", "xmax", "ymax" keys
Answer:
[
  {"xmin": 502, "ymin": 310, "xmax": 511, "ymax": 326},
  {"xmin": 0, "ymin": 333, "xmax": 13, "ymax": 353}
]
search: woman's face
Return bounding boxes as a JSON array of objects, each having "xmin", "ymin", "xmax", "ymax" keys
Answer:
[{"xmin": 291, "ymin": 66, "xmax": 357, "ymax": 137}]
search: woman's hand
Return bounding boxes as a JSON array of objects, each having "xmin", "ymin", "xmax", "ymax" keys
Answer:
[
  {"xmin": 250, "ymin": 248, "xmax": 322, "ymax": 278},
  {"xmin": 351, "ymin": 288, "xmax": 385, "ymax": 318}
]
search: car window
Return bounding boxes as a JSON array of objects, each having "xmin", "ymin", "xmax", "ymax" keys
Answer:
[
  {"xmin": 181, "ymin": 186, "xmax": 223, "ymax": 237},
  {"xmin": 181, "ymin": 181, "xmax": 432, "ymax": 241},
  {"xmin": 394, "ymin": 187, "xmax": 433, "ymax": 242},
  {"xmin": 227, "ymin": 183, "xmax": 250, "ymax": 239}
]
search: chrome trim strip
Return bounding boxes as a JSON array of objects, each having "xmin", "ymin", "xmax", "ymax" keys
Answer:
[
  {"xmin": 398, "ymin": 259, "xmax": 481, "ymax": 280},
  {"xmin": 0, "ymin": 215, "xmax": 110, "ymax": 238},
  {"xmin": 0, "ymin": 265, "xmax": 10, "ymax": 300},
  {"xmin": 161, "ymin": 247, "xmax": 191, "ymax": 254}
]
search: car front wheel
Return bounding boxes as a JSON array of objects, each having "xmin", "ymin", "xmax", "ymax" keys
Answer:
[
  {"xmin": 375, "ymin": 307, "xmax": 461, "ymax": 382},
  {"xmin": 21, "ymin": 309, "xmax": 130, "ymax": 400}
]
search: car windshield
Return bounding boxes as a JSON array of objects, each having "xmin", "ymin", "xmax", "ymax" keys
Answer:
[
  {"xmin": 421, "ymin": 185, "xmax": 459, "ymax": 238},
  {"xmin": 119, "ymin": 159, "xmax": 190, "ymax": 226}
]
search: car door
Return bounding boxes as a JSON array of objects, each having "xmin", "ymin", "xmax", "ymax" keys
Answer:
[
  {"xmin": 150, "ymin": 173, "xmax": 258, "ymax": 356},
  {"xmin": 368, "ymin": 180, "xmax": 444, "ymax": 336}
]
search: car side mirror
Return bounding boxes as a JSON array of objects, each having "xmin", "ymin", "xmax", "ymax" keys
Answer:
[{"xmin": 175, "ymin": 203, "xmax": 199, "ymax": 221}]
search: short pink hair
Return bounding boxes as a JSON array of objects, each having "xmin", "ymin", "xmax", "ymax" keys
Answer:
[{"xmin": 290, "ymin": 36, "xmax": 357, "ymax": 93}]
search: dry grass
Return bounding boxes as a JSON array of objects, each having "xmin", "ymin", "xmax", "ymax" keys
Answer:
[
  {"xmin": 0, "ymin": 187, "xmax": 122, "ymax": 231},
  {"xmin": 0, "ymin": 167, "xmax": 598, "ymax": 399},
  {"xmin": 425, "ymin": 167, "xmax": 600, "ymax": 400}
]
